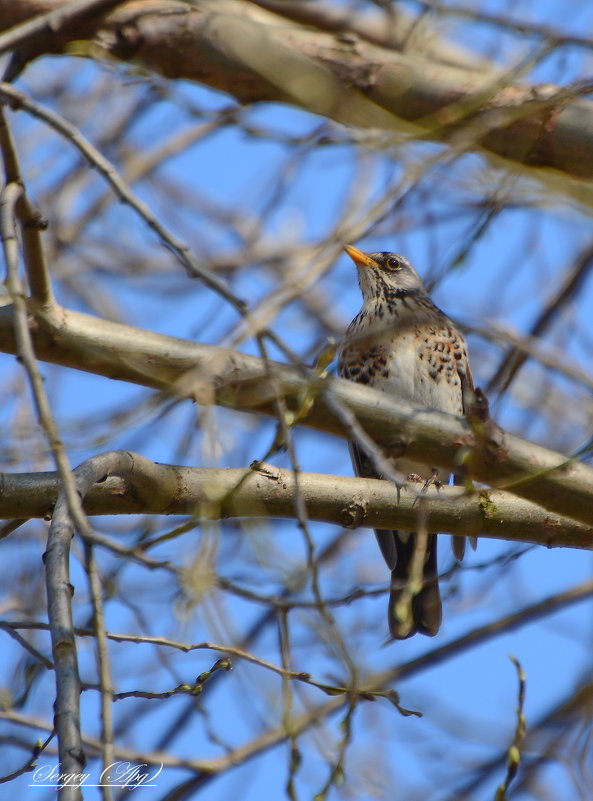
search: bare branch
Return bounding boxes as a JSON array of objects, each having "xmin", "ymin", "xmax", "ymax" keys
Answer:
[
  {"xmin": 43, "ymin": 491, "xmax": 84, "ymax": 801},
  {"xmin": 0, "ymin": 304, "xmax": 592, "ymax": 527},
  {"xmin": 40, "ymin": 451, "xmax": 147, "ymax": 793},
  {"xmin": 112, "ymin": 578, "xmax": 593, "ymax": 785},
  {"xmin": 2, "ymin": 0, "xmax": 593, "ymax": 189},
  {"xmin": 0, "ymin": 0, "xmax": 125, "ymax": 57},
  {"xmin": 3, "ymin": 576, "xmax": 593, "ymax": 784},
  {"xmin": 0, "ymin": 81, "xmax": 247, "ymax": 316},
  {"xmin": 2, "ymin": 456, "xmax": 592, "ymax": 548},
  {"xmin": 0, "ymin": 107, "xmax": 54, "ymax": 306},
  {"xmin": 487, "ymin": 239, "xmax": 593, "ymax": 393},
  {"xmin": 83, "ymin": 544, "xmax": 115, "ymax": 801}
]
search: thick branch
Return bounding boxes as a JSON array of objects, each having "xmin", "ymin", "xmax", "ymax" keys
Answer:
[
  {"xmin": 0, "ymin": 303, "xmax": 592, "ymax": 526},
  {"xmin": 2, "ymin": 454, "xmax": 592, "ymax": 549},
  {"xmin": 0, "ymin": 0, "xmax": 124, "ymax": 57},
  {"xmin": 44, "ymin": 480, "xmax": 84, "ymax": 801},
  {"xmin": 1, "ymin": 0, "xmax": 593, "ymax": 188}
]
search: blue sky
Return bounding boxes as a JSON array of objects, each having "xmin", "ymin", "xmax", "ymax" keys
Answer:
[{"xmin": 2, "ymin": 2, "xmax": 593, "ymax": 799}]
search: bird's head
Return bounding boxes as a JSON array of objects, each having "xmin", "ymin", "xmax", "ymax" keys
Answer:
[{"xmin": 344, "ymin": 244, "xmax": 425, "ymax": 304}]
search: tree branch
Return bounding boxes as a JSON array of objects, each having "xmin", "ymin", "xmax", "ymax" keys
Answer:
[
  {"xmin": 3, "ymin": 578, "xmax": 593, "ymax": 787},
  {"xmin": 0, "ymin": 106, "xmax": 54, "ymax": 306},
  {"xmin": 2, "ymin": 454, "xmax": 592, "ymax": 548},
  {"xmin": 0, "ymin": 303, "xmax": 592, "ymax": 527},
  {"xmin": 0, "ymin": 0, "xmax": 124, "ymax": 57},
  {"xmin": 2, "ymin": 0, "xmax": 593, "ymax": 191}
]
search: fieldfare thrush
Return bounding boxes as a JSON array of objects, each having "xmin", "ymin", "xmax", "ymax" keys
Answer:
[{"xmin": 338, "ymin": 245, "xmax": 474, "ymax": 639}]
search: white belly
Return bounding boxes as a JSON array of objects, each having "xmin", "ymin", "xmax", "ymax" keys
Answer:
[{"xmin": 376, "ymin": 331, "xmax": 463, "ymax": 416}]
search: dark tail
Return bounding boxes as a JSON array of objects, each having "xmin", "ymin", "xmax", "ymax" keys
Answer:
[{"xmin": 386, "ymin": 532, "xmax": 441, "ymax": 639}]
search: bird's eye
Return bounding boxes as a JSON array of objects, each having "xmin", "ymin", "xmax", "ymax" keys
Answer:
[{"xmin": 386, "ymin": 257, "xmax": 401, "ymax": 270}]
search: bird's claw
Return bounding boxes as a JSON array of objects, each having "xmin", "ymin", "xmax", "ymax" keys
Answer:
[{"xmin": 407, "ymin": 470, "xmax": 442, "ymax": 491}]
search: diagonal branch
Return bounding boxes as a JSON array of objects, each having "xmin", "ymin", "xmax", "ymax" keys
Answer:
[
  {"xmin": 0, "ymin": 302, "xmax": 592, "ymax": 527},
  {"xmin": 2, "ymin": 0, "xmax": 593, "ymax": 191},
  {"xmin": 487, "ymin": 239, "xmax": 593, "ymax": 393},
  {"xmin": 0, "ymin": 0, "xmax": 124, "ymax": 57}
]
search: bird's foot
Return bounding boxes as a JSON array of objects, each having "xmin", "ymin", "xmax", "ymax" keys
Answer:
[
  {"xmin": 407, "ymin": 470, "xmax": 443, "ymax": 491},
  {"xmin": 410, "ymin": 469, "xmax": 442, "ymax": 506},
  {"xmin": 406, "ymin": 473, "xmax": 425, "ymax": 483},
  {"xmin": 423, "ymin": 468, "xmax": 443, "ymax": 492}
]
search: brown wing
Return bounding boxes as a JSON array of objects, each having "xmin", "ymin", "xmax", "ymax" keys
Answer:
[
  {"xmin": 454, "ymin": 337, "xmax": 477, "ymax": 557},
  {"xmin": 339, "ymin": 340, "xmax": 400, "ymax": 570},
  {"xmin": 338, "ymin": 338, "xmax": 390, "ymax": 388},
  {"xmin": 459, "ymin": 350, "xmax": 475, "ymax": 417}
]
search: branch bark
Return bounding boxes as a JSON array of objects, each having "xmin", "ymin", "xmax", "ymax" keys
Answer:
[
  {"xmin": 0, "ymin": 300, "xmax": 592, "ymax": 528},
  {"xmin": 1, "ymin": 0, "xmax": 593, "ymax": 192},
  {"xmin": 2, "ymin": 454, "xmax": 592, "ymax": 548}
]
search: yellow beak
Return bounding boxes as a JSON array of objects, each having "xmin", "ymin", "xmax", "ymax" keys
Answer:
[{"xmin": 344, "ymin": 244, "xmax": 379, "ymax": 268}]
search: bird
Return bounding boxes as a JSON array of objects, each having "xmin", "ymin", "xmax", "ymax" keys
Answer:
[{"xmin": 338, "ymin": 244, "xmax": 474, "ymax": 639}]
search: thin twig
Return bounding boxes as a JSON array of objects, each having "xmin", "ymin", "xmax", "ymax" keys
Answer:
[
  {"xmin": 0, "ymin": 81, "xmax": 248, "ymax": 316},
  {"xmin": 258, "ymin": 334, "xmax": 358, "ymax": 679},
  {"xmin": 98, "ymin": 577, "xmax": 593, "ymax": 785},
  {"xmin": 0, "ymin": 621, "xmax": 53, "ymax": 669},
  {"xmin": 487, "ymin": 240, "xmax": 593, "ymax": 394},
  {"xmin": 0, "ymin": 179, "xmax": 89, "ymax": 536},
  {"xmin": 1, "ymin": 180, "xmax": 87, "ymax": 798},
  {"xmin": 415, "ymin": 0, "xmax": 593, "ymax": 52},
  {"xmin": 0, "ymin": 728, "xmax": 55, "ymax": 784},
  {"xmin": 84, "ymin": 543, "xmax": 115, "ymax": 801},
  {"xmin": 0, "ymin": 106, "xmax": 53, "ymax": 305},
  {"xmin": 495, "ymin": 656, "xmax": 527, "ymax": 801},
  {"xmin": 3, "ymin": 577, "xmax": 592, "ymax": 784}
]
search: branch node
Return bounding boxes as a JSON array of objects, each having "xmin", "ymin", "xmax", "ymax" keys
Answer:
[{"xmin": 340, "ymin": 498, "xmax": 367, "ymax": 528}]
